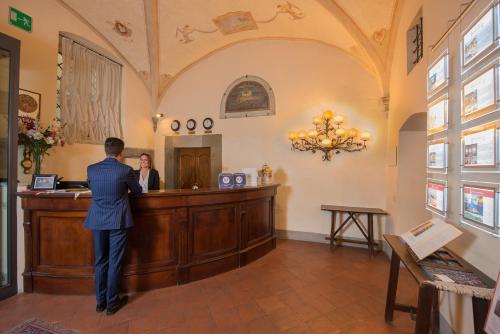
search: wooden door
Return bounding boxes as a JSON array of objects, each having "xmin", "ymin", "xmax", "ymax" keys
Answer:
[{"xmin": 176, "ymin": 147, "xmax": 211, "ymax": 189}]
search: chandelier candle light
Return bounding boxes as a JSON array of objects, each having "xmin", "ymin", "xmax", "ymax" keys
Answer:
[{"xmin": 288, "ymin": 110, "xmax": 371, "ymax": 161}]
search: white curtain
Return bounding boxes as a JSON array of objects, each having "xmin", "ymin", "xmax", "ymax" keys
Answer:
[{"xmin": 60, "ymin": 37, "xmax": 122, "ymax": 144}]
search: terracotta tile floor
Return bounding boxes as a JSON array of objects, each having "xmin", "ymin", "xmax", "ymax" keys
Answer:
[{"xmin": 0, "ymin": 240, "xmax": 418, "ymax": 333}]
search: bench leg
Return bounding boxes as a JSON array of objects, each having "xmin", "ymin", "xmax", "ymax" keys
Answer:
[
  {"xmin": 472, "ymin": 297, "xmax": 489, "ymax": 334},
  {"xmin": 368, "ymin": 213, "xmax": 374, "ymax": 258},
  {"xmin": 385, "ymin": 249, "xmax": 400, "ymax": 322},
  {"xmin": 329, "ymin": 211, "xmax": 336, "ymax": 249},
  {"xmin": 415, "ymin": 284, "xmax": 434, "ymax": 334}
]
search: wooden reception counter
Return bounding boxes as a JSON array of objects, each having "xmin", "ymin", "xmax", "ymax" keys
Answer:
[{"xmin": 18, "ymin": 184, "xmax": 277, "ymax": 294}]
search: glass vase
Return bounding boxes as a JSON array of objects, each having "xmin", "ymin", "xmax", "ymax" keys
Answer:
[{"xmin": 33, "ymin": 152, "xmax": 42, "ymax": 174}]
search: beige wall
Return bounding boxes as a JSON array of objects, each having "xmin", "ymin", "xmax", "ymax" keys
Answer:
[
  {"xmin": 0, "ymin": 0, "xmax": 154, "ymax": 181},
  {"xmin": 155, "ymin": 39, "xmax": 388, "ymax": 240},
  {"xmin": 388, "ymin": 0, "xmax": 500, "ymax": 332}
]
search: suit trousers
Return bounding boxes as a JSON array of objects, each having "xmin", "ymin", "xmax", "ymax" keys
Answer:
[{"xmin": 92, "ymin": 229, "xmax": 128, "ymax": 306}]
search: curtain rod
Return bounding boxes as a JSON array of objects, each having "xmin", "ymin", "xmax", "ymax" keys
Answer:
[
  {"xmin": 430, "ymin": 0, "xmax": 477, "ymax": 52},
  {"xmin": 60, "ymin": 35, "xmax": 123, "ymax": 67}
]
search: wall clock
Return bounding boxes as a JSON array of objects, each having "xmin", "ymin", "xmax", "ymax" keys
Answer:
[
  {"xmin": 171, "ymin": 120, "xmax": 180, "ymax": 132},
  {"xmin": 186, "ymin": 119, "xmax": 197, "ymax": 132},
  {"xmin": 203, "ymin": 117, "xmax": 214, "ymax": 132}
]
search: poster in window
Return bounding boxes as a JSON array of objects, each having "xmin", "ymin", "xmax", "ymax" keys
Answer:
[
  {"xmin": 427, "ymin": 182, "xmax": 446, "ymax": 213},
  {"xmin": 462, "ymin": 68, "xmax": 495, "ymax": 119},
  {"xmin": 463, "ymin": 8, "xmax": 494, "ymax": 66},
  {"xmin": 428, "ymin": 98, "xmax": 447, "ymax": 133},
  {"xmin": 428, "ymin": 55, "xmax": 447, "ymax": 94},
  {"xmin": 463, "ymin": 126, "xmax": 496, "ymax": 166},
  {"xmin": 463, "ymin": 186, "xmax": 495, "ymax": 227},
  {"xmin": 428, "ymin": 141, "xmax": 446, "ymax": 169}
]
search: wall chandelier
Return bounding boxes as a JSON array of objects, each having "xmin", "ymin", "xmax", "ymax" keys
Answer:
[{"xmin": 288, "ymin": 110, "xmax": 371, "ymax": 161}]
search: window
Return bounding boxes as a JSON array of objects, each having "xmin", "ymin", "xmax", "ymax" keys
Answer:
[{"xmin": 57, "ymin": 34, "xmax": 123, "ymax": 144}]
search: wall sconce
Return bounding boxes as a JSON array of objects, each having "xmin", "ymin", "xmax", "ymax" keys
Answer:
[
  {"xmin": 288, "ymin": 110, "xmax": 371, "ymax": 161},
  {"xmin": 152, "ymin": 113, "xmax": 164, "ymax": 132}
]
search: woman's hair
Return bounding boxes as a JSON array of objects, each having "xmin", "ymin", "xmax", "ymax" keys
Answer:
[{"xmin": 139, "ymin": 153, "xmax": 153, "ymax": 169}]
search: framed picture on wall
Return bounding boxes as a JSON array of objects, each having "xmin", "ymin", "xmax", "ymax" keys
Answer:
[
  {"xmin": 462, "ymin": 124, "xmax": 496, "ymax": 167},
  {"xmin": 426, "ymin": 180, "xmax": 447, "ymax": 215},
  {"xmin": 18, "ymin": 89, "xmax": 41, "ymax": 120},
  {"xmin": 463, "ymin": 7, "xmax": 495, "ymax": 67},
  {"xmin": 461, "ymin": 66, "xmax": 496, "ymax": 122},
  {"xmin": 427, "ymin": 95, "xmax": 448, "ymax": 134},
  {"xmin": 427, "ymin": 53, "xmax": 448, "ymax": 95},
  {"xmin": 427, "ymin": 139, "xmax": 447, "ymax": 169},
  {"xmin": 462, "ymin": 185, "xmax": 496, "ymax": 229}
]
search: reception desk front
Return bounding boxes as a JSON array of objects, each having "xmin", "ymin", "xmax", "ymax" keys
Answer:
[{"xmin": 18, "ymin": 184, "xmax": 277, "ymax": 294}]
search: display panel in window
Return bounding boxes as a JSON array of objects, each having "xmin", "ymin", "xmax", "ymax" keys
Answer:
[
  {"xmin": 462, "ymin": 185, "xmax": 496, "ymax": 228},
  {"xmin": 427, "ymin": 53, "xmax": 448, "ymax": 96},
  {"xmin": 462, "ymin": 123, "xmax": 497, "ymax": 167},
  {"xmin": 426, "ymin": 180, "xmax": 447, "ymax": 216},
  {"xmin": 427, "ymin": 139, "xmax": 447, "ymax": 170},
  {"xmin": 461, "ymin": 65, "xmax": 497, "ymax": 122},
  {"xmin": 427, "ymin": 95, "xmax": 448, "ymax": 134},
  {"xmin": 463, "ymin": 7, "xmax": 495, "ymax": 67}
]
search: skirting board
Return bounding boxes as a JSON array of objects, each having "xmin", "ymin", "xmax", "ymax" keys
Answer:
[{"xmin": 276, "ymin": 229, "xmax": 391, "ymax": 256}]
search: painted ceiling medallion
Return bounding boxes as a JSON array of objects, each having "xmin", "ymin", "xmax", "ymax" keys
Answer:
[
  {"xmin": 176, "ymin": 1, "xmax": 305, "ymax": 44},
  {"xmin": 108, "ymin": 20, "xmax": 133, "ymax": 39},
  {"xmin": 214, "ymin": 11, "xmax": 258, "ymax": 35},
  {"xmin": 372, "ymin": 28, "xmax": 387, "ymax": 45}
]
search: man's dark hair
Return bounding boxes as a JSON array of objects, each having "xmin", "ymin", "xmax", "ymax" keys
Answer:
[{"xmin": 104, "ymin": 137, "xmax": 124, "ymax": 157}]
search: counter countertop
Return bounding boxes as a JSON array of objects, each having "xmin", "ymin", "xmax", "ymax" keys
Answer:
[{"xmin": 17, "ymin": 183, "xmax": 279, "ymax": 198}]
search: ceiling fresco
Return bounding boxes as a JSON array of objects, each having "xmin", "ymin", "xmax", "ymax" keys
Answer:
[{"xmin": 58, "ymin": 0, "xmax": 399, "ymax": 108}]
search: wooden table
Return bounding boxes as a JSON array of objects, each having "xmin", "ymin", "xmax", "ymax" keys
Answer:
[
  {"xmin": 321, "ymin": 205, "xmax": 387, "ymax": 257},
  {"xmin": 384, "ymin": 234, "xmax": 494, "ymax": 334}
]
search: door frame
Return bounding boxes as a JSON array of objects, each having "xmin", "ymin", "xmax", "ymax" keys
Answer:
[{"xmin": 0, "ymin": 32, "xmax": 20, "ymax": 300}]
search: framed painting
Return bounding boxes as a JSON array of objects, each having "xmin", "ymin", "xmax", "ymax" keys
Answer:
[
  {"xmin": 220, "ymin": 75, "xmax": 275, "ymax": 119},
  {"xmin": 18, "ymin": 88, "xmax": 40, "ymax": 120}
]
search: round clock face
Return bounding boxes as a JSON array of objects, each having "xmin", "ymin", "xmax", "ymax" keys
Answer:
[
  {"xmin": 186, "ymin": 119, "xmax": 197, "ymax": 131},
  {"xmin": 222, "ymin": 176, "xmax": 230, "ymax": 184},
  {"xmin": 203, "ymin": 117, "xmax": 214, "ymax": 130},
  {"xmin": 171, "ymin": 120, "xmax": 180, "ymax": 131},
  {"xmin": 235, "ymin": 176, "xmax": 243, "ymax": 183}
]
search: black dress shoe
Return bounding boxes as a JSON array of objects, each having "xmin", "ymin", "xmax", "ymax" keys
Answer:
[
  {"xmin": 96, "ymin": 302, "xmax": 106, "ymax": 313},
  {"xmin": 106, "ymin": 296, "xmax": 128, "ymax": 316}
]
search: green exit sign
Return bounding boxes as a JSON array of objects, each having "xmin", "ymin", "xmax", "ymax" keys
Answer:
[{"xmin": 9, "ymin": 7, "xmax": 32, "ymax": 32}]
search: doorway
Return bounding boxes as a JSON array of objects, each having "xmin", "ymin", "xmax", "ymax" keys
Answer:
[
  {"xmin": 0, "ymin": 33, "xmax": 20, "ymax": 300},
  {"xmin": 164, "ymin": 134, "xmax": 222, "ymax": 189},
  {"xmin": 175, "ymin": 147, "xmax": 211, "ymax": 189}
]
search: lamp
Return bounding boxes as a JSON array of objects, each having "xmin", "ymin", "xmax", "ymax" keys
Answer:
[
  {"xmin": 288, "ymin": 111, "xmax": 370, "ymax": 161},
  {"xmin": 152, "ymin": 113, "xmax": 164, "ymax": 132}
]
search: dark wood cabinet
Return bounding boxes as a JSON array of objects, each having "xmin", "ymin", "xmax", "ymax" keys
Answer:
[
  {"xmin": 176, "ymin": 147, "xmax": 211, "ymax": 189},
  {"xmin": 19, "ymin": 185, "xmax": 277, "ymax": 294}
]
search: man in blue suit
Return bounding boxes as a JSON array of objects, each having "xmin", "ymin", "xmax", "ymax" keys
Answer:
[{"xmin": 84, "ymin": 137, "xmax": 142, "ymax": 315}]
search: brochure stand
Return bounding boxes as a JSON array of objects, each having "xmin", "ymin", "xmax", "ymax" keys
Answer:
[{"xmin": 384, "ymin": 234, "xmax": 495, "ymax": 334}]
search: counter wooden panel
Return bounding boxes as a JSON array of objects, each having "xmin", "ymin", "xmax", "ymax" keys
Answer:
[{"xmin": 18, "ymin": 185, "xmax": 278, "ymax": 294}]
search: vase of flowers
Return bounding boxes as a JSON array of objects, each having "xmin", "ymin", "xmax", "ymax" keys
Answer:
[{"xmin": 18, "ymin": 117, "xmax": 65, "ymax": 174}]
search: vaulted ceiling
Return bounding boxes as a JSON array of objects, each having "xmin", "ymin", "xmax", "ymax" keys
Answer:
[{"xmin": 59, "ymin": 0, "xmax": 400, "ymax": 109}]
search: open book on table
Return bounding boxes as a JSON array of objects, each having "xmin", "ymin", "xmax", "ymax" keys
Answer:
[{"xmin": 400, "ymin": 218, "xmax": 463, "ymax": 262}]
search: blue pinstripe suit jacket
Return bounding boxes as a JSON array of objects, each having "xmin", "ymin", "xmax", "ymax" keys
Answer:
[{"xmin": 84, "ymin": 158, "xmax": 142, "ymax": 230}]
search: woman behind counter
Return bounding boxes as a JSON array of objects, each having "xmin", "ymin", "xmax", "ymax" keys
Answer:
[{"xmin": 134, "ymin": 153, "xmax": 160, "ymax": 192}]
